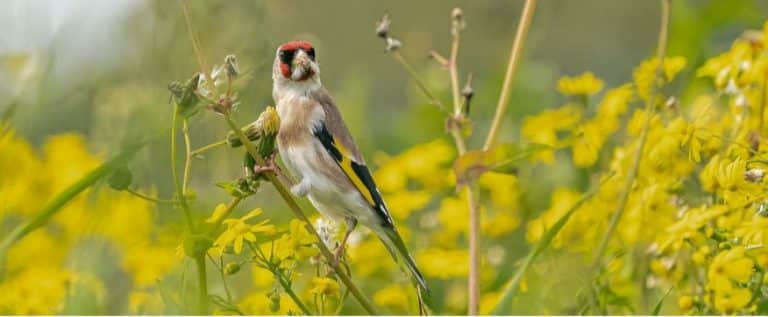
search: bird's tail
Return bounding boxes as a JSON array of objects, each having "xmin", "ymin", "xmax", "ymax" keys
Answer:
[{"xmin": 375, "ymin": 225, "xmax": 429, "ymax": 293}]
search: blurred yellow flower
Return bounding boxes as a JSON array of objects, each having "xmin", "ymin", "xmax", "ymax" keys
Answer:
[
  {"xmin": 708, "ymin": 247, "xmax": 754, "ymax": 291},
  {"xmin": 373, "ymin": 284, "xmax": 411, "ymax": 313},
  {"xmin": 557, "ymin": 71, "xmax": 604, "ymax": 96},
  {"xmin": 206, "ymin": 203, "xmax": 229, "ymax": 224},
  {"xmin": 633, "ymin": 56, "xmax": 686, "ymax": 100},
  {"xmin": 309, "ymin": 277, "xmax": 340, "ymax": 297},
  {"xmin": 416, "ymin": 248, "xmax": 468, "ymax": 279}
]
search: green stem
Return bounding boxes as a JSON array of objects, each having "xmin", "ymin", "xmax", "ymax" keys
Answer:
[
  {"xmin": 218, "ymin": 256, "xmax": 234, "ymax": 302},
  {"xmin": 194, "ymin": 254, "xmax": 209, "ymax": 314},
  {"xmin": 391, "ymin": 51, "xmax": 448, "ymax": 113},
  {"xmin": 590, "ymin": 0, "xmax": 671, "ymax": 270},
  {"xmin": 490, "ymin": 174, "xmax": 610, "ymax": 314},
  {"xmin": 223, "ymin": 113, "xmax": 378, "ymax": 315},
  {"xmin": 171, "ymin": 107, "xmax": 207, "ymax": 314},
  {"xmin": 191, "ymin": 140, "xmax": 228, "ymax": 157},
  {"xmin": 182, "ymin": 119, "xmax": 193, "ymax": 193},
  {"xmin": 170, "ymin": 108, "xmax": 194, "ymax": 230},
  {"xmin": 125, "ymin": 189, "xmax": 177, "ymax": 204}
]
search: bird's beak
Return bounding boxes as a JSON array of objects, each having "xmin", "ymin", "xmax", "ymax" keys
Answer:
[{"xmin": 291, "ymin": 50, "xmax": 314, "ymax": 81}]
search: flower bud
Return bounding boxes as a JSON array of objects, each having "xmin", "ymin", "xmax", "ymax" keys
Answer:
[
  {"xmin": 169, "ymin": 73, "xmax": 202, "ymax": 116},
  {"xmin": 257, "ymin": 106, "xmax": 280, "ymax": 136},
  {"xmin": 386, "ymin": 37, "xmax": 402, "ymax": 52},
  {"xmin": 451, "ymin": 7, "xmax": 465, "ymax": 36},
  {"xmin": 224, "ymin": 55, "xmax": 239, "ymax": 79},
  {"xmin": 375, "ymin": 14, "xmax": 391, "ymax": 38},
  {"xmin": 745, "ymin": 168, "xmax": 764, "ymax": 182},
  {"xmin": 268, "ymin": 289, "xmax": 281, "ymax": 312},
  {"xmin": 224, "ymin": 262, "xmax": 241, "ymax": 275}
]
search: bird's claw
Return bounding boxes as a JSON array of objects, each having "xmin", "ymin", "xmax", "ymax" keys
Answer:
[{"xmin": 251, "ymin": 153, "xmax": 281, "ymax": 175}]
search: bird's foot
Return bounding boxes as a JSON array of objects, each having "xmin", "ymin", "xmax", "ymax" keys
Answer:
[
  {"xmin": 252, "ymin": 154, "xmax": 281, "ymax": 175},
  {"xmin": 332, "ymin": 243, "xmax": 347, "ymax": 264}
]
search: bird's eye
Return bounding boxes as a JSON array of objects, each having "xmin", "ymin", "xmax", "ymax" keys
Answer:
[
  {"xmin": 306, "ymin": 48, "xmax": 316, "ymax": 60},
  {"xmin": 279, "ymin": 50, "xmax": 295, "ymax": 64}
]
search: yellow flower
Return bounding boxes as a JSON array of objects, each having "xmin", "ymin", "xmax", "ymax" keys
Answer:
[
  {"xmin": 308, "ymin": 277, "xmax": 340, "ymax": 297},
  {"xmin": 571, "ymin": 121, "xmax": 604, "ymax": 167},
  {"xmin": 415, "ymin": 248, "xmax": 468, "ymax": 279},
  {"xmin": 122, "ymin": 245, "xmax": 178, "ymax": 287},
  {"xmin": 557, "ymin": 71, "xmax": 604, "ymax": 96},
  {"xmin": 677, "ymin": 295, "xmax": 693, "ymax": 311},
  {"xmin": 373, "ymin": 284, "xmax": 411, "ymax": 313},
  {"xmin": 713, "ymin": 287, "xmax": 751, "ymax": 314},
  {"xmin": 521, "ymin": 104, "xmax": 582, "ymax": 163},
  {"xmin": 272, "ymin": 219, "xmax": 318, "ymax": 264},
  {"xmin": 633, "ymin": 56, "xmax": 686, "ymax": 100},
  {"xmin": 708, "ymin": 247, "xmax": 754, "ymax": 291},
  {"xmin": 129, "ymin": 291, "xmax": 163, "ymax": 314},
  {"xmin": 206, "ymin": 203, "xmax": 229, "ymax": 224},
  {"xmin": 213, "ymin": 208, "xmax": 275, "ymax": 254}
]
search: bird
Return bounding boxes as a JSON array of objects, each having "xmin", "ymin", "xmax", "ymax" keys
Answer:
[{"xmin": 271, "ymin": 40, "xmax": 428, "ymax": 293}]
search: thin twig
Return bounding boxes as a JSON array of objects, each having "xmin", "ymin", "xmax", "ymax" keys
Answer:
[
  {"xmin": 392, "ymin": 51, "xmax": 449, "ymax": 113},
  {"xmin": 179, "ymin": 0, "xmax": 210, "ymax": 77},
  {"xmin": 182, "ymin": 119, "xmax": 193, "ymax": 193},
  {"xmin": 191, "ymin": 140, "xmax": 228, "ymax": 157},
  {"xmin": 590, "ymin": 0, "xmax": 671, "ymax": 271},
  {"xmin": 125, "ymin": 189, "xmax": 177, "ymax": 204},
  {"xmin": 483, "ymin": 0, "xmax": 538, "ymax": 150},
  {"xmin": 170, "ymin": 109, "xmax": 195, "ymax": 230}
]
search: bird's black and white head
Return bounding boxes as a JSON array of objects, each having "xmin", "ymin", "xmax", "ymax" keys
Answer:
[{"xmin": 273, "ymin": 41, "xmax": 321, "ymax": 90}]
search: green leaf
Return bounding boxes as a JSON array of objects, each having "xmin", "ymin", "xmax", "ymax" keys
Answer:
[
  {"xmin": 652, "ymin": 287, "xmax": 673, "ymax": 315},
  {"xmin": 107, "ymin": 165, "xmax": 133, "ymax": 191},
  {"xmin": 490, "ymin": 174, "xmax": 612, "ymax": 315},
  {"xmin": 453, "ymin": 143, "xmax": 549, "ymax": 186}
]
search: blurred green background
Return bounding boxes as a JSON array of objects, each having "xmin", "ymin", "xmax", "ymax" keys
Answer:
[
  {"xmin": 0, "ymin": 1, "xmax": 767, "ymax": 313},
  {"xmin": 1, "ymin": 0, "xmax": 765, "ymax": 214}
]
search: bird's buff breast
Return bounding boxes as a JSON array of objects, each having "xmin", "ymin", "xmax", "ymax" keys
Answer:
[{"xmin": 276, "ymin": 97, "xmax": 365, "ymax": 221}]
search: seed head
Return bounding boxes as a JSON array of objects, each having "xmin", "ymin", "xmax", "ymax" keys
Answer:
[{"xmin": 376, "ymin": 13, "xmax": 391, "ymax": 38}]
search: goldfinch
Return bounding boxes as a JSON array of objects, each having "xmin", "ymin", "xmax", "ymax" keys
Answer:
[{"xmin": 272, "ymin": 40, "xmax": 428, "ymax": 292}]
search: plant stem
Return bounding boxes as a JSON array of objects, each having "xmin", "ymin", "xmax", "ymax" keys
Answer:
[
  {"xmin": 194, "ymin": 254, "xmax": 209, "ymax": 314},
  {"xmin": 483, "ymin": 0, "xmax": 538, "ymax": 150},
  {"xmin": 449, "ymin": 28, "xmax": 462, "ymax": 116},
  {"xmin": 179, "ymin": 0, "xmax": 210, "ymax": 78},
  {"xmin": 171, "ymin": 107, "xmax": 207, "ymax": 314},
  {"xmin": 170, "ymin": 109, "xmax": 195, "ymax": 230},
  {"xmin": 391, "ymin": 51, "xmax": 448, "ymax": 113},
  {"xmin": 445, "ymin": 11, "xmax": 481, "ymax": 313},
  {"xmin": 223, "ymin": 114, "xmax": 379, "ymax": 315},
  {"xmin": 590, "ymin": 0, "xmax": 671, "ymax": 270},
  {"xmin": 191, "ymin": 140, "xmax": 228, "ymax": 157},
  {"xmin": 125, "ymin": 189, "xmax": 177, "ymax": 204},
  {"xmin": 182, "ymin": 119, "xmax": 193, "ymax": 193}
]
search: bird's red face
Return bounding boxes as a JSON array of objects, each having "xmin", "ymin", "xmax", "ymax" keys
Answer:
[{"xmin": 277, "ymin": 41, "xmax": 317, "ymax": 81}]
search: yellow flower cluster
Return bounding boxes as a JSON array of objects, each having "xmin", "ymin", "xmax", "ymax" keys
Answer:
[
  {"xmin": 0, "ymin": 130, "xmax": 177, "ymax": 314},
  {"xmin": 522, "ymin": 22, "xmax": 768, "ymax": 314}
]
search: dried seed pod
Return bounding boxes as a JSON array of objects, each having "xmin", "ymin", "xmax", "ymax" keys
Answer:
[{"xmin": 376, "ymin": 13, "xmax": 391, "ymax": 38}]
